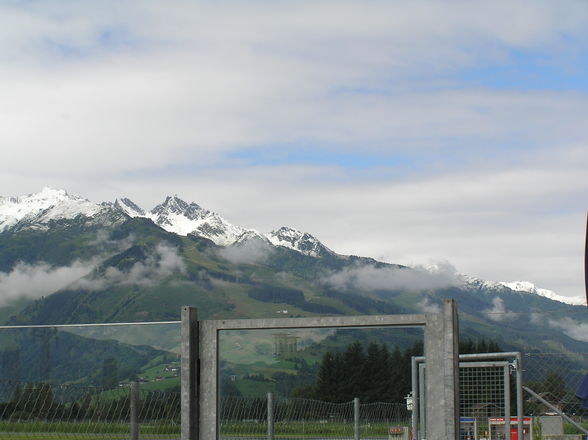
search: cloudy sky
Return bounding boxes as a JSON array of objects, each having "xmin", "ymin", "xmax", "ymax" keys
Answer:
[{"xmin": 1, "ymin": 0, "xmax": 587, "ymax": 301}]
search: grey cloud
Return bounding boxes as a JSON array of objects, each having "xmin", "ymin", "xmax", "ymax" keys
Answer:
[
  {"xmin": 217, "ymin": 239, "xmax": 274, "ymax": 265},
  {"xmin": 321, "ymin": 261, "xmax": 462, "ymax": 292},
  {"xmin": 0, "ymin": 260, "xmax": 96, "ymax": 307}
]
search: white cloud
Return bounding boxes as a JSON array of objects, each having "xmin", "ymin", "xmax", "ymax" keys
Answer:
[
  {"xmin": 0, "ymin": 0, "xmax": 587, "ymax": 305},
  {"xmin": 76, "ymin": 243, "xmax": 186, "ymax": 291},
  {"xmin": 0, "ymin": 260, "xmax": 96, "ymax": 307},
  {"xmin": 484, "ymin": 297, "xmax": 516, "ymax": 321},
  {"xmin": 217, "ymin": 239, "xmax": 274, "ymax": 265},
  {"xmin": 547, "ymin": 318, "xmax": 588, "ymax": 342},
  {"xmin": 1, "ymin": 1, "xmax": 587, "ymax": 179},
  {"xmin": 417, "ymin": 297, "xmax": 441, "ymax": 314},
  {"xmin": 321, "ymin": 262, "xmax": 462, "ymax": 293}
]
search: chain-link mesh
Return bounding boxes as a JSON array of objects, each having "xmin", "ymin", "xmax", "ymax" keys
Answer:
[
  {"xmin": 522, "ymin": 351, "xmax": 588, "ymax": 420},
  {"xmin": 219, "ymin": 396, "xmax": 410, "ymax": 439},
  {"xmin": 273, "ymin": 398, "xmax": 354, "ymax": 439},
  {"xmin": 0, "ymin": 380, "xmax": 180, "ymax": 439}
]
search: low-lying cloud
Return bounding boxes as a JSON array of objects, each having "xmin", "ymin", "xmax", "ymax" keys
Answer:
[
  {"xmin": 321, "ymin": 261, "xmax": 462, "ymax": 292},
  {"xmin": 76, "ymin": 243, "xmax": 186, "ymax": 291},
  {"xmin": 417, "ymin": 296, "xmax": 441, "ymax": 314},
  {"xmin": 547, "ymin": 317, "xmax": 588, "ymax": 342},
  {"xmin": 484, "ymin": 296, "xmax": 516, "ymax": 321},
  {"xmin": 0, "ymin": 260, "xmax": 97, "ymax": 307},
  {"xmin": 217, "ymin": 239, "xmax": 274, "ymax": 265}
]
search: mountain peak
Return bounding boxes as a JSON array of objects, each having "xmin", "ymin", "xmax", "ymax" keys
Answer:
[
  {"xmin": 151, "ymin": 196, "xmax": 204, "ymax": 221},
  {"xmin": 114, "ymin": 198, "xmax": 145, "ymax": 217},
  {"xmin": 499, "ymin": 280, "xmax": 585, "ymax": 306},
  {"xmin": 0, "ymin": 187, "xmax": 103, "ymax": 232},
  {"xmin": 265, "ymin": 226, "xmax": 331, "ymax": 257}
]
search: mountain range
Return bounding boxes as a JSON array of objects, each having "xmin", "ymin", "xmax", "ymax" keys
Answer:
[{"xmin": 0, "ymin": 188, "xmax": 586, "ymax": 387}]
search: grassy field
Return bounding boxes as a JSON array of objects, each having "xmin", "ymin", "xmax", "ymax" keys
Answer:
[{"xmin": 0, "ymin": 420, "xmax": 408, "ymax": 439}]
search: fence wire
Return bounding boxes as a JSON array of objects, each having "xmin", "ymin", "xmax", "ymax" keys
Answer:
[
  {"xmin": 219, "ymin": 396, "xmax": 409, "ymax": 439},
  {"xmin": 0, "ymin": 380, "xmax": 180, "ymax": 439},
  {"xmin": 522, "ymin": 351, "xmax": 588, "ymax": 420}
]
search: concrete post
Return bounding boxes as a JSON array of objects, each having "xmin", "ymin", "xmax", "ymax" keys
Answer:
[
  {"xmin": 181, "ymin": 306, "xmax": 199, "ymax": 440},
  {"xmin": 130, "ymin": 381, "xmax": 140, "ymax": 440},
  {"xmin": 424, "ymin": 299, "xmax": 459, "ymax": 440},
  {"xmin": 354, "ymin": 397, "xmax": 360, "ymax": 440},
  {"xmin": 267, "ymin": 392, "xmax": 274, "ymax": 440}
]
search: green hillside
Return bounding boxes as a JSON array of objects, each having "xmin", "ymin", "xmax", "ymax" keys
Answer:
[{"xmin": 0, "ymin": 215, "xmax": 586, "ymax": 390}]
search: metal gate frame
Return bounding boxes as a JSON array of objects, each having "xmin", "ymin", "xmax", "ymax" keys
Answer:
[
  {"xmin": 181, "ymin": 299, "xmax": 461, "ymax": 440},
  {"xmin": 412, "ymin": 352, "xmax": 523, "ymax": 440}
]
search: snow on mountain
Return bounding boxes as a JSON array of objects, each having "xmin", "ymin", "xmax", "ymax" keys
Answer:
[
  {"xmin": 114, "ymin": 198, "xmax": 145, "ymax": 217},
  {"xmin": 141, "ymin": 196, "xmax": 255, "ymax": 247},
  {"xmin": 5, "ymin": 189, "xmax": 583, "ymax": 306},
  {"xmin": 265, "ymin": 226, "xmax": 332, "ymax": 257},
  {"xmin": 0, "ymin": 187, "xmax": 104, "ymax": 232},
  {"xmin": 461, "ymin": 275, "xmax": 585, "ymax": 306},
  {"xmin": 499, "ymin": 281, "xmax": 586, "ymax": 306}
]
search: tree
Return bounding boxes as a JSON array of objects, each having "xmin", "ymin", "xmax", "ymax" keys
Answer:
[{"xmin": 102, "ymin": 358, "xmax": 119, "ymax": 389}]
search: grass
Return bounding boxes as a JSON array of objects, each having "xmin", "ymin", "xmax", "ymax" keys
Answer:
[
  {"xmin": 0, "ymin": 421, "xmax": 407, "ymax": 439},
  {"xmin": 0, "ymin": 421, "xmax": 180, "ymax": 435},
  {"xmin": 220, "ymin": 421, "xmax": 409, "ymax": 438}
]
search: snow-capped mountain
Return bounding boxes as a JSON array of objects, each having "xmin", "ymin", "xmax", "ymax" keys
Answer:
[
  {"xmin": 462, "ymin": 275, "xmax": 584, "ymax": 306},
  {"xmin": 143, "ymin": 196, "xmax": 251, "ymax": 247},
  {"xmin": 0, "ymin": 189, "xmax": 326, "ymax": 257},
  {"xmin": 0, "ymin": 187, "xmax": 106, "ymax": 232},
  {"xmin": 266, "ymin": 226, "xmax": 333, "ymax": 258},
  {"xmin": 114, "ymin": 198, "xmax": 145, "ymax": 217},
  {"xmin": 498, "ymin": 280, "xmax": 585, "ymax": 306},
  {"xmin": 2, "ymin": 188, "xmax": 584, "ymax": 306}
]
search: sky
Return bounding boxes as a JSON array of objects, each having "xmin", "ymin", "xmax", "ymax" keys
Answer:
[{"xmin": 1, "ymin": 0, "xmax": 587, "ymax": 301}]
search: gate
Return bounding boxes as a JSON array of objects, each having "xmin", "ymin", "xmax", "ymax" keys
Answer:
[
  {"xmin": 412, "ymin": 352, "xmax": 524, "ymax": 440},
  {"xmin": 180, "ymin": 299, "xmax": 461, "ymax": 440}
]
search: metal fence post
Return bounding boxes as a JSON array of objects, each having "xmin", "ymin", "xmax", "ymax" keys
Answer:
[
  {"xmin": 130, "ymin": 381, "xmax": 140, "ymax": 440},
  {"xmin": 267, "ymin": 392, "xmax": 274, "ymax": 440},
  {"xmin": 181, "ymin": 306, "xmax": 199, "ymax": 440},
  {"xmin": 515, "ymin": 353, "xmax": 523, "ymax": 439},
  {"xmin": 411, "ymin": 358, "xmax": 419, "ymax": 440},
  {"xmin": 354, "ymin": 397, "xmax": 360, "ymax": 440},
  {"xmin": 503, "ymin": 364, "xmax": 510, "ymax": 440}
]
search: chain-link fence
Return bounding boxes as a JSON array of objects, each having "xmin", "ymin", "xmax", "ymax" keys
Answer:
[
  {"xmin": 0, "ymin": 380, "xmax": 180, "ymax": 439},
  {"xmin": 219, "ymin": 395, "xmax": 410, "ymax": 439}
]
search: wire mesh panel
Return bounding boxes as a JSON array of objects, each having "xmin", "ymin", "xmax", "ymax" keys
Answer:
[
  {"xmin": 460, "ymin": 364, "xmax": 508, "ymax": 440},
  {"xmin": 460, "ymin": 365, "xmax": 507, "ymax": 421}
]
